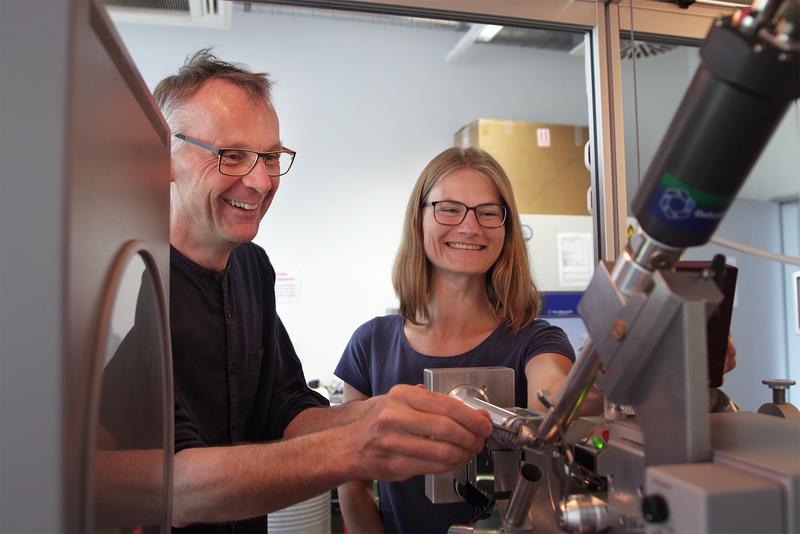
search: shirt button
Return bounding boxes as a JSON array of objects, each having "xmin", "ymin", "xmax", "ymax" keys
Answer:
[{"xmin": 225, "ymin": 308, "xmax": 232, "ymax": 319}]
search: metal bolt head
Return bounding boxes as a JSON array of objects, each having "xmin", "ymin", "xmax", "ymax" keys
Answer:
[
  {"xmin": 762, "ymin": 378, "xmax": 796, "ymax": 390},
  {"xmin": 652, "ymin": 255, "xmax": 669, "ymax": 269}
]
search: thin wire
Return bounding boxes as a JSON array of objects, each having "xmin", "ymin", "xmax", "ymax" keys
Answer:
[
  {"xmin": 546, "ymin": 459, "xmax": 560, "ymax": 514},
  {"xmin": 711, "ymin": 236, "xmax": 800, "ymax": 267},
  {"xmin": 694, "ymin": 0, "xmax": 748, "ymax": 7},
  {"xmin": 629, "ymin": 0, "xmax": 643, "ymax": 187}
]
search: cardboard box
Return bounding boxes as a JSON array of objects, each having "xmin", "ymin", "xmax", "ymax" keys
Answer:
[{"xmin": 455, "ymin": 118, "xmax": 590, "ymax": 216}]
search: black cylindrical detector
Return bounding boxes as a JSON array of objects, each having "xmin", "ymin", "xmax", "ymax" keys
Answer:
[{"xmin": 631, "ymin": 21, "xmax": 799, "ymax": 248}]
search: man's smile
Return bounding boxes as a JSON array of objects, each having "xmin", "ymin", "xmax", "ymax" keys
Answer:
[{"xmin": 224, "ymin": 198, "xmax": 260, "ymax": 210}]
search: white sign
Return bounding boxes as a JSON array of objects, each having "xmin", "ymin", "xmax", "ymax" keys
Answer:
[
  {"xmin": 537, "ymin": 128, "xmax": 551, "ymax": 148},
  {"xmin": 557, "ymin": 233, "xmax": 593, "ymax": 288},
  {"xmin": 275, "ymin": 270, "xmax": 302, "ymax": 304}
]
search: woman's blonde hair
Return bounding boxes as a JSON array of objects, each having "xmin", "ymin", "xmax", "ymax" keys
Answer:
[{"xmin": 392, "ymin": 147, "xmax": 540, "ymax": 332}]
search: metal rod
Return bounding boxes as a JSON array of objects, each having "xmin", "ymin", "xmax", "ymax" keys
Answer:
[
  {"xmin": 454, "ymin": 393, "xmax": 519, "ymax": 429},
  {"xmin": 504, "ymin": 463, "xmax": 542, "ymax": 528},
  {"xmin": 750, "ymin": 0, "xmax": 785, "ymax": 27},
  {"xmin": 711, "ymin": 236, "xmax": 800, "ymax": 267},
  {"xmin": 695, "ymin": 0, "xmax": 754, "ymax": 7},
  {"xmin": 536, "ymin": 340, "xmax": 602, "ymax": 443}
]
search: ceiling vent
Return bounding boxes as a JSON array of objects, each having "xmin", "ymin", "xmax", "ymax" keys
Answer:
[{"xmin": 104, "ymin": 0, "xmax": 233, "ymax": 29}]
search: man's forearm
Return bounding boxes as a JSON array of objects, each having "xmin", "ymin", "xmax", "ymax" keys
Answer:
[
  {"xmin": 173, "ymin": 384, "xmax": 493, "ymax": 527},
  {"xmin": 173, "ymin": 425, "xmax": 357, "ymax": 527},
  {"xmin": 283, "ymin": 399, "xmax": 372, "ymax": 438}
]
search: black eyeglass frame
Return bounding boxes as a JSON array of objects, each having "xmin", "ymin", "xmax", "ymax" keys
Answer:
[
  {"xmin": 423, "ymin": 200, "xmax": 508, "ymax": 228},
  {"xmin": 174, "ymin": 133, "xmax": 296, "ymax": 177}
]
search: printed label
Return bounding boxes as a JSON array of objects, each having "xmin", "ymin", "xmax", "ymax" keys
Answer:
[
  {"xmin": 648, "ymin": 173, "xmax": 732, "ymax": 236},
  {"xmin": 537, "ymin": 128, "xmax": 551, "ymax": 148}
]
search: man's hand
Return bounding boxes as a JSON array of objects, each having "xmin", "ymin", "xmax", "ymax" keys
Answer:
[{"xmin": 345, "ymin": 384, "xmax": 492, "ymax": 482}]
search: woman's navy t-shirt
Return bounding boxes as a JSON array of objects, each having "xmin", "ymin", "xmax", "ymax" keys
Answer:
[{"xmin": 334, "ymin": 314, "xmax": 574, "ymax": 534}]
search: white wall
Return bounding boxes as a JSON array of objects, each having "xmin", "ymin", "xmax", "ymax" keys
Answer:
[
  {"xmin": 621, "ymin": 46, "xmax": 695, "ymax": 197},
  {"xmin": 114, "ymin": 7, "xmax": 590, "ymax": 381}
]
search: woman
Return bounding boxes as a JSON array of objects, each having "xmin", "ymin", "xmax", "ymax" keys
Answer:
[{"xmin": 334, "ymin": 147, "xmax": 590, "ymax": 534}]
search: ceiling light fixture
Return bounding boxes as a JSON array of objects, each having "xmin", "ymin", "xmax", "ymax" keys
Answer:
[
  {"xmin": 476, "ymin": 24, "xmax": 503, "ymax": 42},
  {"xmin": 445, "ymin": 24, "xmax": 504, "ymax": 62}
]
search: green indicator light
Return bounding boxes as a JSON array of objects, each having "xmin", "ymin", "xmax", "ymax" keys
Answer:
[{"xmin": 592, "ymin": 436, "xmax": 606, "ymax": 450}]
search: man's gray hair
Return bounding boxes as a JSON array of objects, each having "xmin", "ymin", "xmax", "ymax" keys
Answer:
[{"xmin": 154, "ymin": 48, "xmax": 274, "ymax": 139}]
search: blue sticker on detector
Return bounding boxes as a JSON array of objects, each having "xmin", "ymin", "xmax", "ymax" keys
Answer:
[{"xmin": 647, "ymin": 173, "xmax": 732, "ymax": 235}]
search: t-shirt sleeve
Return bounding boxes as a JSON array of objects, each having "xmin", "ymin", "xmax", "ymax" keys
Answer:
[
  {"xmin": 263, "ymin": 316, "xmax": 330, "ymax": 440},
  {"xmin": 334, "ymin": 320, "xmax": 375, "ymax": 397},
  {"xmin": 523, "ymin": 321, "xmax": 576, "ymax": 366}
]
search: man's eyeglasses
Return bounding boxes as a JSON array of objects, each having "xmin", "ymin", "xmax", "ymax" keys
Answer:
[
  {"xmin": 174, "ymin": 133, "xmax": 296, "ymax": 177},
  {"xmin": 423, "ymin": 200, "xmax": 507, "ymax": 228}
]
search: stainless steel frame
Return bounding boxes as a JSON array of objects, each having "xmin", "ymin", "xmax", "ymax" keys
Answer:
[{"xmin": 589, "ymin": 1, "xmax": 629, "ymax": 262}]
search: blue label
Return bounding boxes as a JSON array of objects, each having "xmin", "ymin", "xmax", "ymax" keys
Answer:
[
  {"xmin": 540, "ymin": 292, "xmax": 582, "ymax": 317},
  {"xmin": 646, "ymin": 173, "xmax": 732, "ymax": 236}
]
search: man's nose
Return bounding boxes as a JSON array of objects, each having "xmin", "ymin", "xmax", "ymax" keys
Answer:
[{"xmin": 241, "ymin": 157, "xmax": 274, "ymax": 194}]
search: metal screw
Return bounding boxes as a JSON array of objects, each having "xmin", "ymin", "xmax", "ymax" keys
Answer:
[
  {"xmin": 652, "ymin": 255, "xmax": 669, "ymax": 269},
  {"xmin": 612, "ymin": 320, "xmax": 627, "ymax": 341}
]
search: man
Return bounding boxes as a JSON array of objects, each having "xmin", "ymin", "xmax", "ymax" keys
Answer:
[{"xmin": 154, "ymin": 50, "xmax": 492, "ymax": 531}]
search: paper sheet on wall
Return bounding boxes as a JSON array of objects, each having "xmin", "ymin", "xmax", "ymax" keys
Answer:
[
  {"xmin": 557, "ymin": 233, "xmax": 593, "ymax": 288},
  {"xmin": 275, "ymin": 270, "xmax": 302, "ymax": 304}
]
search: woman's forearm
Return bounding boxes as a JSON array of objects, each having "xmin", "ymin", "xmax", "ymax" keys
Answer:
[{"xmin": 338, "ymin": 480, "xmax": 385, "ymax": 534}]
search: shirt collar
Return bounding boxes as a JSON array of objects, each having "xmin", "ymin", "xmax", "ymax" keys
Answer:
[{"xmin": 170, "ymin": 245, "xmax": 225, "ymax": 281}]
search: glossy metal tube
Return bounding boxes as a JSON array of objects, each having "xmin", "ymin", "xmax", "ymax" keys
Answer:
[
  {"xmin": 450, "ymin": 388, "xmax": 519, "ymax": 428},
  {"xmin": 452, "ymin": 388, "xmax": 539, "ymax": 449},
  {"xmin": 504, "ymin": 463, "xmax": 542, "ymax": 528},
  {"xmin": 535, "ymin": 340, "xmax": 601, "ymax": 443}
]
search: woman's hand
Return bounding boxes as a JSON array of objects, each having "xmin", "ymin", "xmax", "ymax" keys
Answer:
[{"xmin": 724, "ymin": 335, "xmax": 737, "ymax": 374}]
